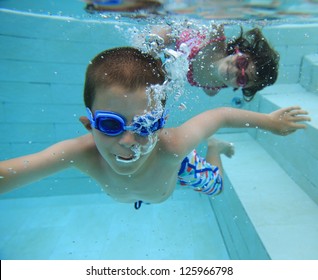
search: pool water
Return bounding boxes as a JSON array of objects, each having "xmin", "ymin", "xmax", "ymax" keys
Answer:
[{"xmin": 0, "ymin": 0, "xmax": 318, "ymax": 260}]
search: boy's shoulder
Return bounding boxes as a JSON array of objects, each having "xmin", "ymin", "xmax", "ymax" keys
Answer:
[
  {"xmin": 48, "ymin": 134, "xmax": 98, "ymax": 166},
  {"xmin": 157, "ymin": 128, "xmax": 190, "ymax": 161},
  {"xmin": 56, "ymin": 134, "xmax": 95, "ymax": 153},
  {"xmin": 66, "ymin": 134, "xmax": 97, "ymax": 159}
]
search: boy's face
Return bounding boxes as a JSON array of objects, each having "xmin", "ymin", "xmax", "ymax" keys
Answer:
[{"xmin": 83, "ymin": 85, "xmax": 158, "ymax": 176}]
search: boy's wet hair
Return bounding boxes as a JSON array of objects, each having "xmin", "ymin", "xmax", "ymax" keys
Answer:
[
  {"xmin": 227, "ymin": 27, "xmax": 280, "ymax": 101},
  {"xmin": 84, "ymin": 47, "xmax": 166, "ymax": 109}
]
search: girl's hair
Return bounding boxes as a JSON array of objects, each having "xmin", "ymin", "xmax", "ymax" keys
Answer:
[
  {"xmin": 84, "ymin": 47, "xmax": 166, "ymax": 109},
  {"xmin": 226, "ymin": 27, "xmax": 280, "ymax": 101}
]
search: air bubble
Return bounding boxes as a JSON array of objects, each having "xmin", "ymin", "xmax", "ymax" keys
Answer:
[
  {"xmin": 7, "ymin": 168, "xmax": 16, "ymax": 174},
  {"xmin": 178, "ymin": 103, "xmax": 187, "ymax": 111}
]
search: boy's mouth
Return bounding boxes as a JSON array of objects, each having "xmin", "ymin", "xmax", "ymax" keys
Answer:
[
  {"xmin": 117, "ymin": 155, "xmax": 134, "ymax": 160},
  {"xmin": 114, "ymin": 136, "xmax": 158, "ymax": 164},
  {"xmin": 115, "ymin": 154, "xmax": 140, "ymax": 163}
]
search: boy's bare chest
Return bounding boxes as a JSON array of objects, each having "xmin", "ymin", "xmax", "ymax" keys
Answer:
[{"xmin": 91, "ymin": 160, "xmax": 179, "ymax": 203}]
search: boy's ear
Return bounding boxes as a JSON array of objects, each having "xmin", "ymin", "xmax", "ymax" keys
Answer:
[{"xmin": 79, "ymin": 116, "xmax": 92, "ymax": 131}]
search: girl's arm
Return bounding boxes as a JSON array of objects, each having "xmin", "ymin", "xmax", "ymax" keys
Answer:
[
  {"xmin": 151, "ymin": 25, "xmax": 174, "ymax": 46},
  {"xmin": 210, "ymin": 24, "xmax": 225, "ymax": 39}
]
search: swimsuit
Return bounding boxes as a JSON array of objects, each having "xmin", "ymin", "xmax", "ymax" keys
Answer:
[
  {"xmin": 177, "ymin": 150, "xmax": 223, "ymax": 196},
  {"xmin": 134, "ymin": 200, "xmax": 144, "ymax": 210},
  {"xmin": 134, "ymin": 150, "xmax": 223, "ymax": 209},
  {"xmin": 176, "ymin": 29, "xmax": 227, "ymax": 91}
]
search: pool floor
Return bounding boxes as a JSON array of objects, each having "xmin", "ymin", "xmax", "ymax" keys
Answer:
[{"xmin": 0, "ymin": 189, "xmax": 229, "ymax": 260}]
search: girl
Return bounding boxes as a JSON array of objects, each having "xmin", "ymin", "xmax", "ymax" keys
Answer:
[{"xmin": 147, "ymin": 24, "xmax": 280, "ymax": 101}]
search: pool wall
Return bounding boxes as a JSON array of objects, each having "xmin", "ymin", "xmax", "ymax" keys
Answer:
[{"xmin": 0, "ymin": 10, "xmax": 131, "ymax": 198}]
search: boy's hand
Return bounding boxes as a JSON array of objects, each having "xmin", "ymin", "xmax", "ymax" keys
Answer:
[{"xmin": 269, "ymin": 106, "xmax": 311, "ymax": 135}]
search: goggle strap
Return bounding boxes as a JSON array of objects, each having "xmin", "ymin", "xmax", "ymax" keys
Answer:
[
  {"xmin": 159, "ymin": 109, "xmax": 168, "ymax": 129},
  {"xmin": 86, "ymin": 107, "xmax": 96, "ymax": 128}
]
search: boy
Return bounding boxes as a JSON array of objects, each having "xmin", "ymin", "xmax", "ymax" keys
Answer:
[{"xmin": 0, "ymin": 47, "xmax": 310, "ymax": 208}]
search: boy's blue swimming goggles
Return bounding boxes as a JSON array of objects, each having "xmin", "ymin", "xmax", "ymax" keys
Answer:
[{"xmin": 86, "ymin": 107, "xmax": 168, "ymax": 137}]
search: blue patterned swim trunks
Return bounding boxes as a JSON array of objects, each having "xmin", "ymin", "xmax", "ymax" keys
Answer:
[{"xmin": 177, "ymin": 150, "xmax": 223, "ymax": 196}]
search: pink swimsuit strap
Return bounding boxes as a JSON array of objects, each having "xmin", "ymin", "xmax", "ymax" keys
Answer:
[{"xmin": 178, "ymin": 31, "xmax": 227, "ymax": 91}]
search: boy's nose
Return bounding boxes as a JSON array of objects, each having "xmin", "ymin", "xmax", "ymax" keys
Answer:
[{"xmin": 118, "ymin": 131, "xmax": 138, "ymax": 148}]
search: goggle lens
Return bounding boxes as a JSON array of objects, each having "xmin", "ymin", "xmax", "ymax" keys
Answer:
[{"xmin": 98, "ymin": 118, "xmax": 124, "ymax": 136}]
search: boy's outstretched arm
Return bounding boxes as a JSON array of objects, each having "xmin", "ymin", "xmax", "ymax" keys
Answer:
[
  {"xmin": 222, "ymin": 106, "xmax": 310, "ymax": 135},
  {"xmin": 172, "ymin": 106, "xmax": 310, "ymax": 155},
  {"xmin": 0, "ymin": 136, "xmax": 91, "ymax": 194}
]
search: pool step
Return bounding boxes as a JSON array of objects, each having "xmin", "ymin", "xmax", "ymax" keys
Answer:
[
  {"xmin": 250, "ymin": 84, "xmax": 318, "ymax": 204},
  {"xmin": 300, "ymin": 54, "xmax": 318, "ymax": 93},
  {"xmin": 217, "ymin": 132, "xmax": 318, "ymax": 260}
]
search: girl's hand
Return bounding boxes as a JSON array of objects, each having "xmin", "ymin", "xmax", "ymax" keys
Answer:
[{"xmin": 269, "ymin": 106, "xmax": 311, "ymax": 135}]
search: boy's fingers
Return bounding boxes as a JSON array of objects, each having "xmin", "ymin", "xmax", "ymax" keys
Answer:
[
  {"xmin": 282, "ymin": 108, "xmax": 311, "ymax": 122},
  {"xmin": 285, "ymin": 106, "xmax": 301, "ymax": 112},
  {"xmin": 292, "ymin": 123, "xmax": 307, "ymax": 129},
  {"xmin": 289, "ymin": 109, "xmax": 308, "ymax": 116},
  {"xmin": 293, "ymin": 116, "xmax": 311, "ymax": 122}
]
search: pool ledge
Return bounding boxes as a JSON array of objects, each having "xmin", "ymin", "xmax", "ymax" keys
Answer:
[
  {"xmin": 218, "ymin": 131, "xmax": 318, "ymax": 260},
  {"xmin": 217, "ymin": 84, "xmax": 318, "ymax": 259}
]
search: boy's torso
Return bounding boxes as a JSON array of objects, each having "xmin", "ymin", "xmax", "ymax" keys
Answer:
[{"xmin": 76, "ymin": 134, "xmax": 182, "ymax": 204}]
